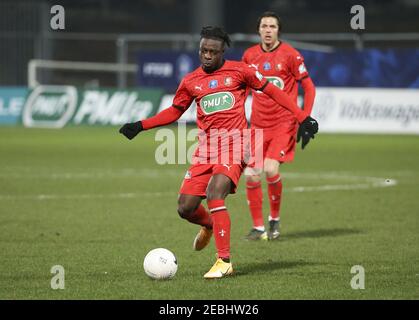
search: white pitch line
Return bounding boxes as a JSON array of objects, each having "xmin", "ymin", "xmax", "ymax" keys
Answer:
[
  {"xmin": 0, "ymin": 169, "xmax": 413, "ymax": 181},
  {"xmin": 0, "ymin": 192, "xmax": 174, "ymax": 201},
  {"xmin": 0, "ymin": 169, "xmax": 183, "ymax": 180},
  {"xmin": 0, "ymin": 178, "xmax": 398, "ymax": 201}
]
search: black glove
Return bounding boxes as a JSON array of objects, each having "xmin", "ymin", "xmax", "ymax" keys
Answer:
[
  {"xmin": 119, "ymin": 121, "xmax": 143, "ymax": 140},
  {"xmin": 297, "ymin": 116, "xmax": 319, "ymax": 150}
]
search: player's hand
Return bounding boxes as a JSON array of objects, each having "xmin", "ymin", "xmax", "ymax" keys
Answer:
[
  {"xmin": 297, "ymin": 116, "xmax": 319, "ymax": 150},
  {"xmin": 119, "ymin": 121, "xmax": 143, "ymax": 140}
]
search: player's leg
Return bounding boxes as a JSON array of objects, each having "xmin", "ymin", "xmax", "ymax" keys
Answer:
[
  {"xmin": 243, "ymin": 127, "xmax": 268, "ymax": 241},
  {"xmin": 177, "ymin": 194, "xmax": 211, "ymax": 228},
  {"xmin": 263, "ymin": 123, "xmax": 297, "ymax": 240},
  {"xmin": 264, "ymin": 158, "xmax": 282, "ymax": 240},
  {"xmin": 178, "ymin": 165, "xmax": 214, "ymax": 251},
  {"xmin": 244, "ymin": 167, "xmax": 268, "ymax": 241},
  {"xmin": 178, "ymin": 194, "xmax": 213, "ymax": 251},
  {"xmin": 204, "ymin": 173, "xmax": 234, "ymax": 278}
]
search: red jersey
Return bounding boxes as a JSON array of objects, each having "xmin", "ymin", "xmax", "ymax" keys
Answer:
[
  {"xmin": 172, "ymin": 60, "xmax": 267, "ymax": 164},
  {"xmin": 173, "ymin": 60, "xmax": 266, "ymax": 132},
  {"xmin": 242, "ymin": 42, "xmax": 309, "ymax": 129}
]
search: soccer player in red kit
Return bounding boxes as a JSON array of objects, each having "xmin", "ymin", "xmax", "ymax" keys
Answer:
[
  {"xmin": 242, "ymin": 12, "xmax": 316, "ymax": 241},
  {"xmin": 119, "ymin": 26, "xmax": 318, "ymax": 278}
]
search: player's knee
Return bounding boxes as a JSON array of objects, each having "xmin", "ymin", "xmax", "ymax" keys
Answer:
[
  {"xmin": 264, "ymin": 168, "xmax": 278, "ymax": 177},
  {"xmin": 246, "ymin": 174, "xmax": 261, "ymax": 184},
  {"xmin": 177, "ymin": 203, "xmax": 195, "ymax": 220},
  {"xmin": 264, "ymin": 161, "xmax": 279, "ymax": 177},
  {"xmin": 244, "ymin": 166, "xmax": 262, "ymax": 178}
]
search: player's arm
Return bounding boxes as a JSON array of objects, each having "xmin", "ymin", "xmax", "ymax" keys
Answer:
[
  {"xmin": 260, "ymin": 81, "xmax": 319, "ymax": 149},
  {"xmin": 119, "ymin": 79, "xmax": 193, "ymax": 140},
  {"xmin": 290, "ymin": 51, "xmax": 316, "ymax": 115},
  {"xmin": 242, "ymin": 64, "xmax": 308, "ymax": 122},
  {"xmin": 119, "ymin": 106, "xmax": 185, "ymax": 140},
  {"xmin": 300, "ymin": 76, "xmax": 316, "ymax": 115},
  {"xmin": 287, "ymin": 53, "xmax": 318, "ymax": 149},
  {"xmin": 241, "ymin": 50, "xmax": 248, "ymax": 64},
  {"xmin": 261, "ymin": 81, "xmax": 308, "ymax": 123},
  {"xmin": 261, "ymin": 81, "xmax": 318, "ymax": 149}
]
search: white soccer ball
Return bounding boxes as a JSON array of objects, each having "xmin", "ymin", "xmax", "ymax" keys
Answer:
[{"xmin": 143, "ymin": 248, "xmax": 178, "ymax": 280}]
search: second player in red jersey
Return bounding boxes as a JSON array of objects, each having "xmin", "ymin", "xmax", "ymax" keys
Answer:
[
  {"xmin": 119, "ymin": 26, "xmax": 318, "ymax": 278},
  {"xmin": 242, "ymin": 12, "xmax": 316, "ymax": 241}
]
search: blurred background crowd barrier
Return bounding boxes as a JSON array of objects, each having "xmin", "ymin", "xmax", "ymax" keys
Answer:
[{"xmin": 1, "ymin": 0, "xmax": 418, "ymax": 133}]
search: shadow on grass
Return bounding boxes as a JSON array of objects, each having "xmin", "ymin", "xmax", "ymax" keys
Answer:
[
  {"xmin": 282, "ymin": 228, "xmax": 363, "ymax": 241},
  {"xmin": 235, "ymin": 260, "xmax": 314, "ymax": 277}
]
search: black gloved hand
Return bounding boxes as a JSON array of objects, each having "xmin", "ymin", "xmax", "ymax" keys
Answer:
[
  {"xmin": 297, "ymin": 116, "xmax": 319, "ymax": 150},
  {"xmin": 119, "ymin": 121, "xmax": 143, "ymax": 140}
]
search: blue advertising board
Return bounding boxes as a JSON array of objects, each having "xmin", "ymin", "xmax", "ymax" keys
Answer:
[
  {"xmin": 300, "ymin": 48, "xmax": 419, "ymax": 88},
  {"xmin": 137, "ymin": 49, "xmax": 244, "ymax": 91},
  {"xmin": 0, "ymin": 87, "xmax": 28, "ymax": 125},
  {"xmin": 137, "ymin": 48, "xmax": 419, "ymax": 90}
]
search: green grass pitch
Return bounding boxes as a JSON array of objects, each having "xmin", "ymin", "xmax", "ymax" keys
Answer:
[{"xmin": 0, "ymin": 126, "xmax": 418, "ymax": 299}]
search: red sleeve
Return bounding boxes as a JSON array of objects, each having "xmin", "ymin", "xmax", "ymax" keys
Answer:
[
  {"xmin": 289, "ymin": 51, "xmax": 309, "ymax": 81},
  {"xmin": 172, "ymin": 78, "xmax": 194, "ymax": 111},
  {"xmin": 262, "ymin": 82, "xmax": 308, "ymax": 123},
  {"xmin": 241, "ymin": 64, "xmax": 269, "ymax": 91},
  {"xmin": 142, "ymin": 78, "xmax": 193, "ymax": 130},
  {"xmin": 141, "ymin": 106, "xmax": 184, "ymax": 130},
  {"xmin": 300, "ymin": 77, "xmax": 316, "ymax": 115},
  {"xmin": 242, "ymin": 50, "xmax": 249, "ymax": 64}
]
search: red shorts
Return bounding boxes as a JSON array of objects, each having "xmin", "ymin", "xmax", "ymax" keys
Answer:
[
  {"xmin": 250, "ymin": 120, "xmax": 298, "ymax": 165},
  {"xmin": 179, "ymin": 163, "xmax": 244, "ymax": 198}
]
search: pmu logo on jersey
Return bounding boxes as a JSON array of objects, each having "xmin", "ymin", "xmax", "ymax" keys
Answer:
[
  {"xmin": 200, "ymin": 92, "xmax": 235, "ymax": 115},
  {"xmin": 209, "ymin": 80, "xmax": 218, "ymax": 89},
  {"xmin": 263, "ymin": 62, "xmax": 271, "ymax": 70},
  {"xmin": 255, "ymin": 76, "xmax": 284, "ymax": 94},
  {"xmin": 266, "ymin": 76, "xmax": 285, "ymax": 90}
]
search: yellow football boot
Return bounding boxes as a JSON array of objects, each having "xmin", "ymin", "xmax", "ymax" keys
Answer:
[
  {"xmin": 193, "ymin": 226, "xmax": 213, "ymax": 251},
  {"xmin": 203, "ymin": 258, "xmax": 233, "ymax": 279}
]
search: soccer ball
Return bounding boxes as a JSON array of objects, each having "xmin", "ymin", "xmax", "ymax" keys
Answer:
[{"xmin": 143, "ymin": 248, "xmax": 178, "ymax": 280}]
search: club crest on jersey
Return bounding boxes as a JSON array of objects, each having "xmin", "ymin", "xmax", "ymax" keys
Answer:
[
  {"xmin": 263, "ymin": 62, "xmax": 271, "ymax": 70},
  {"xmin": 209, "ymin": 80, "xmax": 218, "ymax": 89},
  {"xmin": 275, "ymin": 63, "xmax": 282, "ymax": 70},
  {"xmin": 224, "ymin": 77, "xmax": 232, "ymax": 86}
]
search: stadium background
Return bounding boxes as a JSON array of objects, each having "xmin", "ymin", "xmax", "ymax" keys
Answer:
[{"xmin": 0, "ymin": 0, "xmax": 418, "ymax": 300}]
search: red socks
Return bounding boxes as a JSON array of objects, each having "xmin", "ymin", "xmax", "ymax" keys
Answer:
[
  {"xmin": 186, "ymin": 204, "xmax": 213, "ymax": 229},
  {"xmin": 267, "ymin": 174, "xmax": 282, "ymax": 221},
  {"xmin": 246, "ymin": 180, "xmax": 264, "ymax": 228},
  {"xmin": 207, "ymin": 199, "xmax": 230, "ymax": 260}
]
